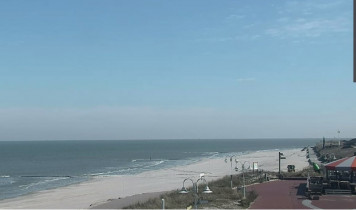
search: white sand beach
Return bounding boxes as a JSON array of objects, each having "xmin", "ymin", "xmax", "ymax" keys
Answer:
[{"xmin": 0, "ymin": 148, "xmax": 309, "ymax": 209}]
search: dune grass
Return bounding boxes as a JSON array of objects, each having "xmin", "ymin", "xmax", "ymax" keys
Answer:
[
  {"xmin": 313, "ymin": 140, "xmax": 356, "ymax": 163},
  {"xmin": 124, "ymin": 172, "xmax": 264, "ymax": 209},
  {"xmin": 124, "ymin": 165, "xmax": 320, "ymax": 209},
  {"xmin": 123, "ymin": 141, "xmax": 356, "ymax": 209}
]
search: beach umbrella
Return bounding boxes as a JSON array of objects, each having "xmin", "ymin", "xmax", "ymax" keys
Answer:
[{"xmin": 324, "ymin": 156, "xmax": 356, "ymax": 171}]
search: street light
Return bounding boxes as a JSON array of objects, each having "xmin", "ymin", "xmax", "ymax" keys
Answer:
[
  {"xmin": 235, "ymin": 160, "xmax": 250, "ymax": 199},
  {"xmin": 225, "ymin": 155, "xmax": 238, "ymax": 188},
  {"xmin": 178, "ymin": 175, "xmax": 213, "ymax": 209}
]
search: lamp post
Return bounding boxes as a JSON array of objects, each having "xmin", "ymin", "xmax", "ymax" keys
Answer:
[
  {"xmin": 178, "ymin": 175, "xmax": 213, "ymax": 209},
  {"xmin": 225, "ymin": 155, "xmax": 238, "ymax": 188},
  {"xmin": 235, "ymin": 160, "xmax": 250, "ymax": 199}
]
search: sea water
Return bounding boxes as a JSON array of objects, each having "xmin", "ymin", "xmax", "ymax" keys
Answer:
[{"xmin": 0, "ymin": 139, "xmax": 318, "ymax": 201}]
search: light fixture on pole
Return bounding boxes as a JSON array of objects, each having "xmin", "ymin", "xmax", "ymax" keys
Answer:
[
  {"xmin": 178, "ymin": 175, "xmax": 213, "ymax": 209},
  {"xmin": 235, "ymin": 160, "xmax": 250, "ymax": 199},
  {"xmin": 225, "ymin": 155, "xmax": 237, "ymax": 188}
]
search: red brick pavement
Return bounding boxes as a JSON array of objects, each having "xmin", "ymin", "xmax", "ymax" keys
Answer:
[
  {"xmin": 248, "ymin": 180, "xmax": 356, "ymax": 209},
  {"xmin": 311, "ymin": 195, "xmax": 356, "ymax": 209},
  {"xmin": 248, "ymin": 180, "xmax": 307, "ymax": 209}
]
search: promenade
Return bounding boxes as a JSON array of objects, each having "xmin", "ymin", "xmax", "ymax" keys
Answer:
[{"xmin": 249, "ymin": 180, "xmax": 355, "ymax": 209}]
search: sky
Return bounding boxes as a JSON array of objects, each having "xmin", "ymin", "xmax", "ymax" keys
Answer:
[{"xmin": 0, "ymin": 0, "xmax": 354, "ymax": 140}]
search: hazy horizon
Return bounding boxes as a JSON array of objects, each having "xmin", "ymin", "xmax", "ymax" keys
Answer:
[
  {"xmin": 0, "ymin": 137, "xmax": 350, "ymax": 142},
  {"xmin": 0, "ymin": 0, "xmax": 354, "ymax": 141}
]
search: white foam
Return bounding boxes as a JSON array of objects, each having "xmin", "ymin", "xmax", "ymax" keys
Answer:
[{"xmin": 0, "ymin": 148, "xmax": 308, "ymax": 209}]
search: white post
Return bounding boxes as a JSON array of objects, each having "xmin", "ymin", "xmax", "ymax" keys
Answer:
[
  {"xmin": 243, "ymin": 166, "xmax": 246, "ymax": 199},
  {"xmin": 230, "ymin": 157, "xmax": 233, "ymax": 188},
  {"xmin": 161, "ymin": 199, "xmax": 165, "ymax": 210}
]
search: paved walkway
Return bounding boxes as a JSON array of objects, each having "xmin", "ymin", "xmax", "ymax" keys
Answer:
[
  {"xmin": 248, "ymin": 180, "xmax": 356, "ymax": 209},
  {"xmin": 307, "ymin": 146, "xmax": 321, "ymax": 165},
  {"xmin": 248, "ymin": 180, "xmax": 307, "ymax": 209},
  {"xmin": 311, "ymin": 195, "xmax": 356, "ymax": 209}
]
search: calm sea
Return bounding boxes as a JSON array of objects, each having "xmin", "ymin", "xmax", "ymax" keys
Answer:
[{"xmin": 0, "ymin": 139, "xmax": 318, "ymax": 200}]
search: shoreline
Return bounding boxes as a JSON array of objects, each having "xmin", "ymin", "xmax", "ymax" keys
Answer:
[{"xmin": 0, "ymin": 148, "xmax": 309, "ymax": 209}]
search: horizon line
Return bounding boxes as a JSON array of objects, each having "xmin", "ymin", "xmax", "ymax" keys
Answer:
[{"xmin": 0, "ymin": 137, "xmax": 352, "ymax": 142}]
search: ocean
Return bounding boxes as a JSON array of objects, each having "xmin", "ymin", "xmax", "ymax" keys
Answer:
[{"xmin": 0, "ymin": 139, "xmax": 318, "ymax": 201}]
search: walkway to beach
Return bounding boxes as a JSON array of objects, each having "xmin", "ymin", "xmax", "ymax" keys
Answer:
[
  {"xmin": 307, "ymin": 147, "xmax": 322, "ymax": 165},
  {"xmin": 248, "ymin": 180, "xmax": 356, "ymax": 209}
]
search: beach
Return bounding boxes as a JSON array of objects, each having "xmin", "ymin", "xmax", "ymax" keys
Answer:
[{"xmin": 0, "ymin": 148, "xmax": 309, "ymax": 209}]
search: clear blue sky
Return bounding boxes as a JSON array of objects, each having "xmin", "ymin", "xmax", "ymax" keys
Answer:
[{"xmin": 0, "ymin": 0, "xmax": 354, "ymax": 140}]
